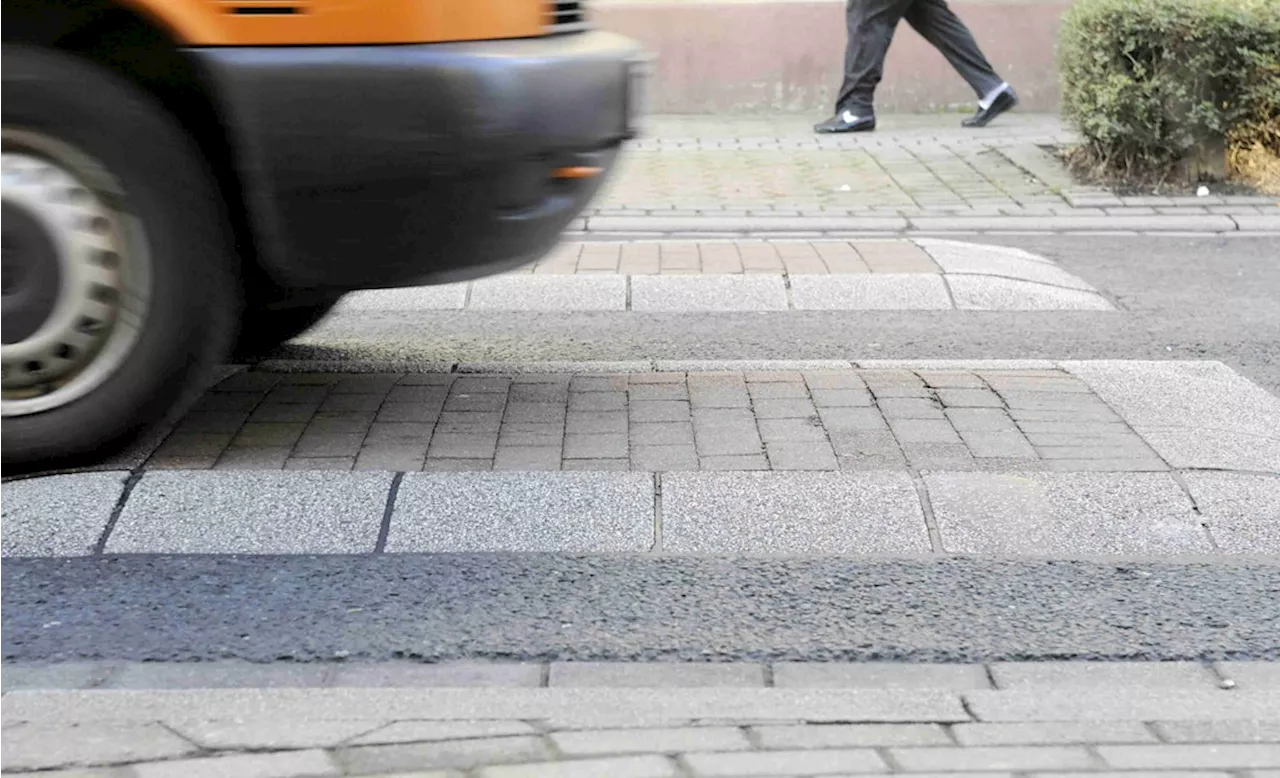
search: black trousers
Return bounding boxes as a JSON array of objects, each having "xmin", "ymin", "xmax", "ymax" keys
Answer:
[{"xmin": 837, "ymin": 0, "xmax": 1004, "ymax": 115}]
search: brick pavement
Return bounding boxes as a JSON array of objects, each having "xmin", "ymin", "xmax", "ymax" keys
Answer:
[
  {"xmin": 144, "ymin": 367, "xmax": 1156, "ymax": 474},
  {"xmin": 580, "ymin": 115, "xmax": 1280, "ymax": 230},
  {"xmin": 4, "ymin": 660, "xmax": 1280, "ymax": 776}
]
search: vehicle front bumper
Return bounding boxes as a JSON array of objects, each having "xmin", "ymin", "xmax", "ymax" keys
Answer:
[{"xmin": 193, "ymin": 31, "xmax": 645, "ymax": 291}]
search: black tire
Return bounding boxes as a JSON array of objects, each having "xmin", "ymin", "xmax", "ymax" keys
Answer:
[
  {"xmin": 232, "ymin": 296, "xmax": 342, "ymax": 361},
  {"xmin": 2, "ymin": 46, "xmax": 238, "ymax": 470}
]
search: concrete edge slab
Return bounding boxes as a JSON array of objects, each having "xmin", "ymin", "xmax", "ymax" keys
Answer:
[{"xmin": 1, "ymin": 687, "xmax": 970, "ymax": 725}]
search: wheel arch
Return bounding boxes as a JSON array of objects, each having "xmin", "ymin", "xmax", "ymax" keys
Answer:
[{"xmin": 3, "ymin": 0, "xmax": 264, "ymax": 293}]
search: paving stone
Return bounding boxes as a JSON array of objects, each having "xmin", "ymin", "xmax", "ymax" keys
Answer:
[
  {"xmin": 552, "ymin": 726, "xmax": 750, "ymax": 755},
  {"xmin": 810, "ymin": 388, "xmax": 874, "ymax": 407},
  {"xmin": 960, "ymin": 430, "xmax": 1038, "ymax": 459},
  {"xmin": 693, "ymin": 412, "xmax": 765, "ymax": 456},
  {"xmin": 631, "ymin": 275, "xmax": 788, "ymax": 311},
  {"xmin": 631, "ymin": 400, "xmax": 691, "ymax": 423},
  {"xmin": 937, "ymin": 388, "xmax": 1004, "ymax": 408},
  {"xmin": 967, "ymin": 689, "xmax": 1280, "ymax": 721},
  {"xmin": 377, "ymin": 402, "xmax": 441, "ymax": 423},
  {"xmin": 2, "ymin": 722, "xmax": 197, "ymax": 771},
  {"xmin": 632, "ymin": 445, "xmax": 700, "ymax": 471},
  {"xmin": 423, "ymin": 458, "xmax": 493, "ymax": 472},
  {"xmin": 351, "ymin": 720, "xmax": 538, "ymax": 745},
  {"xmin": 1182, "ymin": 473, "xmax": 1280, "ymax": 554},
  {"xmin": 549, "ymin": 663, "xmax": 765, "ymax": 688},
  {"xmin": 774, "ymin": 663, "xmax": 989, "ymax": 690},
  {"xmin": 820, "ymin": 407, "xmax": 889, "ymax": 431},
  {"xmin": 765, "ymin": 441, "xmax": 839, "ymax": 470},
  {"xmin": 662, "ymin": 472, "xmax": 928, "ymax": 554},
  {"xmin": 428, "ymin": 434, "xmax": 498, "ymax": 460},
  {"xmin": 758, "ymin": 417, "xmax": 827, "ymax": 443},
  {"xmin": 213, "ymin": 446, "xmax": 291, "ymax": 470},
  {"xmin": 1098, "ymin": 744, "xmax": 1280, "ymax": 769},
  {"xmin": 563, "ymin": 458, "xmax": 631, "ymax": 471},
  {"xmin": 699, "ymin": 454, "xmax": 770, "ymax": 470},
  {"xmin": 389, "ymin": 472, "xmax": 653, "ymax": 552},
  {"xmin": 747, "ymin": 381, "xmax": 809, "ymax": 399},
  {"xmin": 804, "ymin": 371, "xmax": 867, "ymax": 390},
  {"xmin": 294, "ymin": 432, "xmax": 366, "ymax": 457},
  {"xmin": 336, "ymin": 736, "xmax": 551, "ymax": 774},
  {"xmin": 131, "ymin": 752, "xmax": 337, "ymax": 772},
  {"xmin": 752, "ymin": 723, "xmax": 950, "ymax": 749},
  {"xmin": 330, "ymin": 663, "xmax": 541, "ymax": 688},
  {"xmin": 890, "ymin": 745, "xmax": 1095, "ymax": 771},
  {"xmin": 922, "ymin": 241, "xmax": 1097, "ymax": 289},
  {"xmin": 682, "ymin": 748, "xmax": 886, "ymax": 776},
  {"xmin": 632, "ymin": 422, "xmax": 696, "ymax": 446},
  {"xmin": 888, "ymin": 418, "xmax": 961, "ymax": 443},
  {"xmin": 926, "ymin": 472, "xmax": 1209, "ymax": 555},
  {"xmin": 952, "ymin": 721, "xmax": 1157, "ymax": 746},
  {"xmin": 509, "ymin": 383, "xmax": 570, "ymax": 403},
  {"xmin": 479, "ymin": 755, "xmax": 679, "ymax": 778},
  {"xmin": 950, "ymin": 275, "xmax": 1112, "ymax": 311},
  {"xmin": 1154, "ymin": 721, "xmax": 1280, "ymax": 744},
  {"xmin": 629, "ymin": 383, "xmax": 689, "ymax": 402},
  {"xmin": 249, "ymin": 401, "xmax": 321, "ymax": 423},
  {"xmin": 752, "ymin": 398, "xmax": 818, "ymax": 419},
  {"xmin": 104, "ymin": 661, "xmax": 328, "ymax": 690},
  {"xmin": 468, "ymin": 276, "xmax": 626, "ymax": 311},
  {"xmin": 1217, "ymin": 662, "xmax": 1280, "ymax": 691},
  {"xmin": 566, "ymin": 410, "xmax": 627, "ymax": 434},
  {"xmin": 564, "ymin": 433, "xmax": 629, "ymax": 459},
  {"xmin": 493, "ymin": 446, "xmax": 562, "ymax": 471},
  {"xmin": 356, "ymin": 444, "xmax": 430, "ymax": 471},
  {"xmin": 988, "ymin": 660, "xmax": 1218, "ymax": 690},
  {"xmin": 167, "ymin": 719, "xmax": 376, "ymax": 750},
  {"xmin": 1063, "ymin": 361, "xmax": 1280, "ymax": 472},
  {"xmin": 878, "ymin": 398, "xmax": 945, "ymax": 419},
  {"xmin": 2, "ymin": 472, "xmax": 126, "ymax": 558},
  {"xmin": 228, "ymin": 422, "xmax": 306, "ymax": 448},
  {"xmin": 107, "ymin": 471, "xmax": 391, "ymax": 554},
  {"xmin": 790, "ymin": 274, "xmax": 952, "ymax": 310}
]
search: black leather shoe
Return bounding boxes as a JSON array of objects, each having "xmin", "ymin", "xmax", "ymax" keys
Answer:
[
  {"xmin": 963, "ymin": 86, "xmax": 1018, "ymax": 128},
  {"xmin": 814, "ymin": 110, "xmax": 876, "ymax": 134}
]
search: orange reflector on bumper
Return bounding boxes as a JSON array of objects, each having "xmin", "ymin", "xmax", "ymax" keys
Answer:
[{"xmin": 552, "ymin": 166, "xmax": 603, "ymax": 180}]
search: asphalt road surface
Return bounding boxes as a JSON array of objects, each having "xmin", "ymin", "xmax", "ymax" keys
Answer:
[{"xmin": 5, "ymin": 233, "xmax": 1279, "ymax": 666}]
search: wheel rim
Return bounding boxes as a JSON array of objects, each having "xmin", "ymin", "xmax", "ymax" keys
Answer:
[{"xmin": 1, "ymin": 129, "xmax": 152, "ymax": 417}]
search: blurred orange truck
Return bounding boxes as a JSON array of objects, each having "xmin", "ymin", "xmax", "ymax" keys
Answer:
[{"xmin": 2, "ymin": 0, "xmax": 644, "ymax": 468}]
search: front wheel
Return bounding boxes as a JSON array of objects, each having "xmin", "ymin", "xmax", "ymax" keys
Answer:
[{"xmin": 2, "ymin": 47, "xmax": 237, "ymax": 470}]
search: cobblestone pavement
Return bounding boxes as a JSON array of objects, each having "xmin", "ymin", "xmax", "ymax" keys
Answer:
[
  {"xmin": 579, "ymin": 115, "xmax": 1280, "ymax": 231},
  {"xmin": 4, "ymin": 660, "xmax": 1280, "ymax": 776}
]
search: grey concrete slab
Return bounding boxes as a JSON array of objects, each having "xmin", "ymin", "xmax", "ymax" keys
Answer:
[
  {"xmin": 856, "ymin": 360, "xmax": 1058, "ymax": 371},
  {"xmin": 1063, "ymin": 361, "xmax": 1280, "ymax": 472},
  {"xmin": 105, "ymin": 471, "xmax": 391, "ymax": 554},
  {"xmin": 913, "ymin": 238, "xmax": 1059, "ymax": 266},
  {"xmin": 388, "ymin": 472, "xmax": 653, "ymax": 552},
  {"xmin": 2, "ymin": 472, "xmax": 128, "ymax": 558},
  {"xmin": 457, "ymin": 361, "xmax": 652, "ymax": 374},
  {"xmin": 774, "ymin": 662, "xmax": 990, "ymax": 690},
  {"xmin": 1182, "ymin": 473, "xmax": 1280, "ymax": 554},
  {"xmin": 990, "ymin": 662, "xmax": 1218, "ymax": 690},
  {"xmin": 630, "ymin": 275, "xmax": 788, "ymax": 312},
  {"xmin": 966, "ymin": 689, "xmax": 1280, "ymax": 721},
  {"xmin": 467, "ymin": 276, "xmax": 627, "ymax": 311},
  {"xmin": 336, "ymin": 285, "xmax": 468, "ymax": 312},
  {"xmin": 1, "ymin": 722, "xmax": 197, "ymax": 771},
  {"xmin": 661, "ymin": 472, "xmax": 929, "ymax": 554},
  {"xmin": 1217, "ymin": 662, "xmax": 1280, "ymax": 691},
  {"xmin": 167, "ymin": 718, "xmax": 380, "ymax": 750},
  {"xmin": 103, "ymin": 661, "xmax": 328, "ymax": 690},
  {"xmin": 1, "ymin": 662, "xmax": 113, "ymax": 691},
  {"xmin": 920, "ymin": 241, "xmax": 1096, "ymax": 289},
  {"xmin": 789, "ymin": 274, "xmax": 952, "ymax": 310},
  {"xmin": 926, "ymin": 472, "xmax": 1209, "ymax": 555},
  {"xmin": 330, "ymin": 662, "xmax": 542, "ymax": 688},
  {"xmin": 655, "ymin": 360, "xmax": 853, "ymax": 373},
  {"xmin": 3, "ymin": 688, "xmax": 971, "ymax": 725},
  {"xmin": 947, "ymin": 275, "xmax": 1114, "ymax": 311},
  {"xmin": 549, "ymin": 663, "xmax": 764, "ymax": 688}
]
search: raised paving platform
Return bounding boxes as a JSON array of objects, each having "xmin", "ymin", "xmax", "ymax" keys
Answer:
[
  {"xmin": 3, "ymin": 661, "xmax": 1280, "ymax": 776},
  {"xmin": 5, "ymin": 360, "xmax": 1278, "ymax": 558},
  {"xmin": 329, "ymin": 239, "xmax": 1114, "ymax": 313}
]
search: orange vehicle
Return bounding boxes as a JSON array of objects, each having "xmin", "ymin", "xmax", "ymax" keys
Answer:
[{"xmin": 2, "ymin": 0, "xmax": 644, "ymax": 469}]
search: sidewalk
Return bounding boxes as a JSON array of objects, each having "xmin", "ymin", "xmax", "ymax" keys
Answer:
[
  {"xmin": 5, "ymin": 660, "xmax": 1280, "ymax": 776},
  {"xmin": 577, "ymin": 115, "xmax": 1280, "ymax": 235}
]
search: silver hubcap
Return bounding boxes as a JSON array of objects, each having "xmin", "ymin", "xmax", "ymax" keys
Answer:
[{"xmin": 1, "ymin": 130, "xmax": 151, "ymax": 417}]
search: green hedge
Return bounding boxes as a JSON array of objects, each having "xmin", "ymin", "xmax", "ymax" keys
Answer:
[{"xmin": 1058, "ymin": 0, "xmax": 1280, "ymax": 178}]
